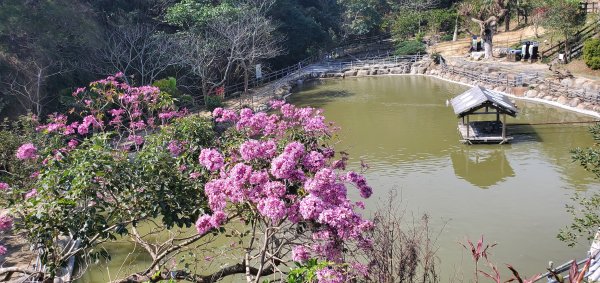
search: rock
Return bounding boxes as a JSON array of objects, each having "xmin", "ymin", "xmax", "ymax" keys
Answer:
[
  {"xmin": 536, "ymin": 91, "xmax": 547, "ymax": 98},
  {"xmin": 471, "ymin": 52, "xmax": 485, "ymax": 61},
  {"xmin": 543, "ymin": 96, "xmax": 554, "ymax": 101},
  {"xmin": 538, "ymin": 84, "xmax": 548, "ymax": 91},
  {"xmin": 390, "ymin": 67, "xmax": 405, "ymax": 74},
  {"xmin": 561, "ymin": 78, "xmax": 574, "ymax": 87},
  {"xmin": 344, "ymin": 70, "xmax": 358, "ymax": 77},
  {"xmin": 494, "ymin": 86, "xmax": 506, "ymax": 92},
  {"xmin": 357, "ymin": 70, "xmax": 369, "ymax": 76},
  {"xmin": 525, "ymin": 90, "xmax": 538, "ymax": 98},
  {"xmin": 569, "ymin": 98, "xmax": 581, "ymax": 107},
  {"xmin": 557, "ymin": 96, "xmax": 569, "ymax": 105}
]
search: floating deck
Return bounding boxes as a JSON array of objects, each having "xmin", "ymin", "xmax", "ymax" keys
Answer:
[{"xmin": 458, "ymin": 121, "xmax": 513, "ymax": 144}]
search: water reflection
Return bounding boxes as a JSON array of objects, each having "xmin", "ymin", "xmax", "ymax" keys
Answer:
[
  {"xmin": 451, "ymin": 149, "xmax": 515, "ymax": 188},
  {"xmin": 290, "ymin": 76, "xmax": 598, "ymax": 279}
]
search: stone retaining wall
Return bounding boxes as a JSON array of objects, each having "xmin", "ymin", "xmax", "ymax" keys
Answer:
[{"xmin": 268, "ymin": 59, "xmax": 600, "ymax": 117}]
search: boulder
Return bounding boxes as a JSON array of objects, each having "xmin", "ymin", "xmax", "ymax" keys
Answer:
[
  {"xmin": 344, "ymin": 70, "xmax": 358, "ymax": 77},
  {"xmin": 471, "ymin": 52, "xmax": 485, "ymax": 61},
  {"xmin": 561, "ymin": 78, "xmax": 574, "ymax": 87},
  {"xmin": 390, "ymin": 67, "xmax": 405, "ymax": 74},
  {"xmin": 357, "ymin": 70, "xmax": 369, "ymax": 76},
  {"xmin": 543, "ymin": 96, "xmax": 554, "ymax": 101},
  {"xmin": 557, "ymin": 96, "xmax": 569, "ymax": 105},
  {"xmin": 525, "ymin": 90, "xmax": 538, "ymax": 98},
  {"xmin": 569, "ymin": 97, "xmax": 581, "ymax": 107}
]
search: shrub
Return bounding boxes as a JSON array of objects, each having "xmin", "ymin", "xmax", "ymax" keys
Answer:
[
  {"xmin": 205, "ymin": 95, "xmax": 223, "ymax": 111},
  {"xmin": 395, "ymin": 40, "xmax": 426, "ymax": 55},
  {"xmin": 153, "ymin": 77, "xmax": 194, "ymax": 107},
  {"xmin": 583, "ymin": 38, "xmax": 600, "ymax": 70},
  {"xmin": 440, "ymin": 34, "xmax": 454, "ymax": 42}
]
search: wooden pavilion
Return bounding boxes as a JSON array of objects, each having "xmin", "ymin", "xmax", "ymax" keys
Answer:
[{"xmin": 450, "ymin": 86, "xmax": 518, "ymax": 144}]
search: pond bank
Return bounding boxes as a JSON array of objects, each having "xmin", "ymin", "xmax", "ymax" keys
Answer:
[{"xmin": 270, "ymin": 58, "xmax": 600, "ymax": 120}]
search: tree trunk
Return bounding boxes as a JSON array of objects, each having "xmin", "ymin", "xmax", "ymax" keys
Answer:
[
  {"xmin": 505, "ymin": 6, "xmax": 510, "ymax": 32},
  {"xmin": 482, "ymin": 25, "xmax": 494, "ymax": 59},
  {"xmin": 564, "ymin": 35, "xmax": 570, "ymax": 63},
  {"xmin": 453, "ymin": 15, "xmax": 458, "ymax": 42}
]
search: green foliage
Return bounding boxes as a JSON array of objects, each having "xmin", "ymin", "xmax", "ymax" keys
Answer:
[
  {"xmin": 440, "ymin": 34, "xmax": 454, "ymax": 41},
  {"xmin": 153, "ymin": 77, "xmax": 194, "ymax": 108},
  {"xmin": 541, "ymin": 0, "xmax": 586, "ymax": 38},
  {"xmin": 165, "ymin": 0, "xmax": 239, "ymax": 28},
  {"xmin": 287, "ymin": 259, "xmax": 333, "ymax": 283},
  {"xmin": 338, "ymin": 0, "xmax": 384, "ymax": 35},
  {"xmin": 558, "ymin": 192, "xmax": 600, "ymax": 247},
  {"xmin": 425, "ymin": 9, "xmax": 457, "ymax": 35},
  {"xmin": 583, "ymin": 38, "xmax": 600, "ymax": 70},
  {"xmin": 390, "ymin": 10, "xmax": 421, "ymax": 41},
  {"xmin": 563, "ymin": 123, "xmax": 600, "ymax": 246},
  {"xmin": 205, "ymin": 95, "xmax": 223, "ymax": 111},
  {"xmin": 395, "ymin": 40, "xmax": 426, "ymax": 55}
]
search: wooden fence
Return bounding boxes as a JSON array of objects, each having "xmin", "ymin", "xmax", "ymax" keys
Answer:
[{"xmin": 440, "ymin": 64, "xmax": 541, "ymax": 87}]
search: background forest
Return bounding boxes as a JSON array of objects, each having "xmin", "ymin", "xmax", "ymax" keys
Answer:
[{"xmin": 0, "ymin": 0, "xmax": 463, "ymax": 119}]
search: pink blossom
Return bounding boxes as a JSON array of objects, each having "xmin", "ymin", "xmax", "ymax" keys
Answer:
[
  {"xmin": 239, "ymin": 140, "xmax": 277, "ymax": 161},
  {"xmin": 303, "ymin": 151, "xmax": 325, "ymax": 171},
  {"xmin": 25, "ymin": 189, "xmax": 37, "ymax": 199},
  {"xmin": 210, "ymin": 211, "xmax": 227, "ymax": 227},
  {"xmin": 292, "ymin": 246, "xmax": 310, "ymax": 262},
  {"xmin": 0, "ymin": 245, "xmax": 6, "ymax": 255},
  {"xmin": 195, "ymin": 215, "xmax": 212, "ymax": 235},
  {"xmin": 316, "ymin": 267, "xmax": 345, "ymax": 283},
  {"xmin": 73, "ymin": 87, "xmax": 86, "ymax": 97},
  {"xmin": 229, "ymin": 163, "xmax": 252, "ymax": 185},
  {"xmin": 16, "ymin": 143, "xmax": 38, "ymax": 160},
  {"xmin": 0, "ymin": 183, "xmax": 9, "ymax": 191},
  {"xmin": 168, "ymin": 140, "xmax": 184, "ymax": 156},
  {"xmin": 128, "ymin": 135, "xmax": 144, "ymax": 146},
  {"xmin": 257, "ymin": 197, "xmax": 287, "ymax": 221},
  {"xmin": 270, "ymin": 154, "xmax": 297, "ymax": 179},
  {"xmin": 351, "ymin": 262, "xmax": 369, "ymax": 277},
  {"xmin": 30, "ymin": 172, "xmax": 40, "ymax": 179},
  {"xmin": 68, "ymin": 139, "xmax": 79, "ymax": 149},
  {"xmin": 199, "ymin": 149, "xmax": 224, "ymax": 172},
  {"xmin": 0, "ymin": 215, "xmax": 12, "ymax": 230}
]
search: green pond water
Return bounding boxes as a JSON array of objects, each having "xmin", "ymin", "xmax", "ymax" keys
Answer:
[
  {"xmin": 80, "ymin": 75, "xmax": 599, "ymax": 282},
  {"xmin": 289, "ymin": 76, "xmax": 599, "ymax": 281}
]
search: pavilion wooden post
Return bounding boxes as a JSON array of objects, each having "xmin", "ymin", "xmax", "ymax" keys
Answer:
[
  {"xmin": 496, "ymin": 109, "xmax": 500, "ymax": 122},
  {"xmin": 466, "ymin": 115, "xmax": 470, "ymax": 138},
  {"xmin": 502, "ymin": 113, "xmax": 507, "ymax": 140}
]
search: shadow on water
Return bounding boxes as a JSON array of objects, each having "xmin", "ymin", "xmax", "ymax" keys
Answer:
[
  {"xmin": 450, "ymin": 148, "xmax": 516, "ymax": 189},
  {"xmin": 288, "ymin": 86, "xmax": 356, "ymax": 109},
  {"xmin": 507, "ymin": 124, "xmax": 543, "ymax": 143}
]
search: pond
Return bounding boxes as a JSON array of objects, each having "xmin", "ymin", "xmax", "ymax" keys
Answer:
[
  {"xmin": 289, "ymin": 75, "xmax": 600, "ymax": 280},
  {"xmin": 79, "ymin": 75, "xmax": 599, "ymax": 282}
]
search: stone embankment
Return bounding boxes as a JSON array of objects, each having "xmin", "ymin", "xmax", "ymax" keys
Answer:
[
  {"xmin": 428, "ymin": 62, "xmax": 600, "ymax": 115},
  {"xmin": 266, "ymin": 57, "xmax": 600, "ymax": 117}
]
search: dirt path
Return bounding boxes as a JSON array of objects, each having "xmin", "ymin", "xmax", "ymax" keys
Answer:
[{"xmin": 430, "ymin": 25, "xmax": 546, "ymax": 57}]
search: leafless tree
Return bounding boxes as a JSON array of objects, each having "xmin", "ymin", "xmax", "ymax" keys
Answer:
[
  {"xmin": 210, "ymin": 0, "xmax": 284, "ymax": 93},
  {"xmin": 459, "ymin": 0, "xmax": 510, "ymax": 60},
  {"xmin": 180, "ymin": 32, "xmax": 236, "ymax": 103},
  {"xmin": 181, "ymin": 0, "xmax": 283, "ymax": 104},
  {"xmin": 0, "ymin": 54, "xmax": 69, "ymax": 116},
  {"xmin": 96, "ymin": 24, "xmax": 184, "ymax": 86},
  {"xmin": 362, "ymin": 191, "xmax": 443, "ymax": 283}
]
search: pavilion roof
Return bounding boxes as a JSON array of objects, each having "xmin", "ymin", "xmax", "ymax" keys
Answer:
[{"xmin": 450, "ymin": 86, "xmax": 518, "ymax": 117}]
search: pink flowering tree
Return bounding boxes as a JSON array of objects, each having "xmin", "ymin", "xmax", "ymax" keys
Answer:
[{"xmin": 0, "ymin": 75, "xmax": 374, "ymax": 282}]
